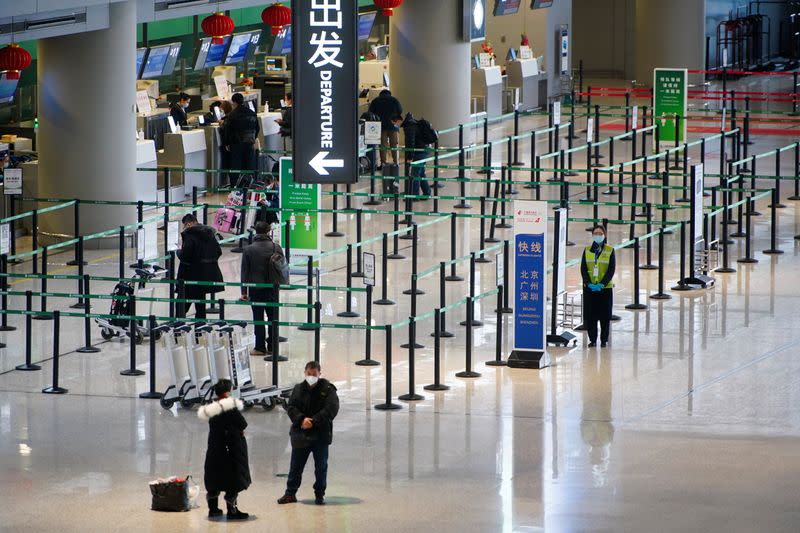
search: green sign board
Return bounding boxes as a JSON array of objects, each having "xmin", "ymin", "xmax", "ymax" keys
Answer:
[
  {"xmin": 279, "ymin": 157, "xmax": 321, "ymax": 257},
  {"xmin": 653, "ymin": 68, "xmax": 688, "ymax": 145}
]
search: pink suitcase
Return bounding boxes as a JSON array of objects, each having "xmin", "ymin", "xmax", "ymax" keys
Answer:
[{"xmin": 213, "ymin": 207, "xmax": 238, "ymax": 234}]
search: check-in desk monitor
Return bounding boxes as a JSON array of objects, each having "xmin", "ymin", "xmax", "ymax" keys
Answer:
[
  {"xmin": 264, "ymin": 56, "xmax": 287, "ymax": 73},
  {"xmin": 0, "ymin": 73, "xmax": 19, "ymax": 104},
  {"xmin": 194, "ymin": 36, "xmax": 232, "ymax": 71}
]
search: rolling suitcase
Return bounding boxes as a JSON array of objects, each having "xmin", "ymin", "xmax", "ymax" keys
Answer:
[{"xmin": 382, "ymin": 163, "xmax": 399, "ymax": 195}]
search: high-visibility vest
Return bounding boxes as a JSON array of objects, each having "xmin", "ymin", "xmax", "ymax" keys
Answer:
[{"xmin": 584, "ymin": 244, "xmax": 614, "ymax": 288}]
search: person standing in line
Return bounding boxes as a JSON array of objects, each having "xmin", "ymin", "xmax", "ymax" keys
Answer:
[
  {"xmin": 198, "ymin": 379, "xmax": 251, "ymax": 520},
  {"xmin": 581, "ymin": 225, "xmax": 616, "ymax": 348},
  {"xmin": 368, "ymin": 89, "xmax": 403, "ymax": 167},
  {"xmin": 176, "ymin": 213, "xmax": 224, "ymax": 319},
  {"xmin": 277, "ymin": 362, "xmax": 339, "ymax": 506},
  {"xmin": 240, "ymin": 221, "xmax": 283, "ymax": 356},
  {"xmin": 224, "ymin": 92, "xmax": 261, "ymax": 186},
  {"xmin": 276, "ymin": 92, "xmax": 293, "ymax": 151}
]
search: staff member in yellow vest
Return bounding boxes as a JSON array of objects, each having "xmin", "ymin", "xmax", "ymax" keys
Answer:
[{"xmin": 581, "ymin": 225, "xmax": 616, "ymax": 348}]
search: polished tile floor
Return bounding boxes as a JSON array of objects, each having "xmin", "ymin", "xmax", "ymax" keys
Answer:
[{"xmin": 1, "ymin": 92, "xmax": 800, "ymax": 532}]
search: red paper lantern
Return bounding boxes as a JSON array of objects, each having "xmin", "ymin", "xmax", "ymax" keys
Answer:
[
  {"xmin": 262, "ymin": 3, "xmax": 292, "ymax": 36},
  {"xmin": 0, "ymin": 44, "xmax": 32, "ymax": 80},
  {"xmin": 374, "ymin": 0, "xmax": 403, "ymax": 16},
  {"xmin": 201, "ymin": 12, "xmax": 235, "ymax": 45}
]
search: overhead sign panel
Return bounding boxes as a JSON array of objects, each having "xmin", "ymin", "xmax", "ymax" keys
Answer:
[{"xmin": 292, "ymin": 0, "xmax": 358, "ymax": 184}]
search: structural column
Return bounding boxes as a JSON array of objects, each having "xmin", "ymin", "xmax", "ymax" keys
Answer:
[
  {"xmin": 37, "ymin": 0, "xmax": 138, "ymax": 236},
  {"xmin": 389, "ymin": 0, "xmax": 471, "ymax": 142}
]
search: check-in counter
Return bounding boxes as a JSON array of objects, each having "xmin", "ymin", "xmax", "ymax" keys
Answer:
[
  {"xmin": 137, "ymin": 109, "xmax": 171, "ymax": 150},
  {"xmin": 159, "ymin": 129, "xmax": 207, "ymax": 198},
  {"xmin": 136, "ymin": 139, "xmax": 158, "ymax": 208},
  {"xmin": 506, "ymin": 60, "xmax": 548, "ymax": 111},
  {"xmin": 471, "ymin": 66, "xmax": 503, "ymax": 118}
]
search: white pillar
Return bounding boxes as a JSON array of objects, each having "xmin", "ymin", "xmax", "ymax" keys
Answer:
[
  {"xmin": 37, "ymin": 0, "xmax": 138, "ymax": 236},
  {"xmin": 389, "ymin": 0, "xmax": 471, "ymax": 142}
]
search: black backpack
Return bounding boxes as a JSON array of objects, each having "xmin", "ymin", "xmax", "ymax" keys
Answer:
[
  {"xmin": 267, "ymin": 240, "xmax": 290, "ymax": 286},
  {"xmin": 417, "ymin": 118, "xmax": 438, "ymax": 145}
]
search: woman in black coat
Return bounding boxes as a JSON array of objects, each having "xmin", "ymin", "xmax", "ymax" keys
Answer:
[
  {"xmin": 177, "ymin": 214, "xmax": 224, "ymax": 319},
  {"xmin": 198, "ymin": 379, "xmax": 251, "ymax": 520}
]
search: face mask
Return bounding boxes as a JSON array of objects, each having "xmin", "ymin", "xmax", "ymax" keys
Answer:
[
  {"xmin": 305, "ymin": 376, "xmax": 319, "ymax": 387},
  {"xmin": 181, "ymin": 103, "xmax": 189, "ymax": 109},
  {"xmin": 592, "ymin": 235, "xmax": 605, "ymax": 245}
]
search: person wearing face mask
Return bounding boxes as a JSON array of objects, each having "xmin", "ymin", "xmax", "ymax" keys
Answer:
[
  {"xmin": 170, "ymin": 92, "xmax": 191, "ymax": 127},
  {"xmin": 278, "ymin": 361, "xmax": 339, "ymax": 506},
  {"xmin": 581, "ymin": 225, "xmax": 616, "ymax": 348}
]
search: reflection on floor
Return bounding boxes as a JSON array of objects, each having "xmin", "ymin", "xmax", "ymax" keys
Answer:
[{"xmin": 1, "ymin": 93, "xmax": 800, "ymax": 532}]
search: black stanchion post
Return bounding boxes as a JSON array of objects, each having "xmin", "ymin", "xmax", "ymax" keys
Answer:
[
  {"xmin": 398, "ymin": 318, "xmax": 424, "ymax": 401},
  {"xmin": 446, "ymin": 213, "xmax": 463, "ymax": 281},
  {"xmin": 66, "ymin": 199, "xmax": 85, "ymax": 266},
  {"xmin": 118, "ymin": 225, "xmax": 125, "ymax": 279},
  {"xmin": 671, "ymin": 222, "xmax": 691, "ymax": 291},
  {"xmin": 716, "ymin": 199, "xmax": 736, "ymax": 273},
  {"xmin": 791, "ymin": 142, "xmax": 800, "ymax": 201},
  {"xmin": 402, "ymin": 224, "xmax": 424, "ymax": 296},
  {"xmin": 70, "ymin": 236, "xmax": 86, "ymax": 309},
  {"xmin": 298, "ymin": 255, "xmax": 320, "ymax": 327},
  {"xmin": 738, "ymin": 196, "xmax": 758, "ymax": 264},
  {"xmin": 650, "ymin": 228, "xmax": 671, "ymax": 300},
  {"xmin": 0, "ymin": 254, "xmax": 15, "ymax": 331},
  {"xmin": 501, "ymin": 239, "xmax": 512, "ymax": 313},
  {"xmin": 121, "ymin": 295, "xmax": 144, "ymax": 376},
  {"xmin": 455, "ymin": 148, "xmax": 470, "ymax": 209},
  {"xmin": 42, "ymin": 310, "xmax": 67, "ymax": 394},
  {"xmin": 763, "ymin": 188, "xmax": 784, "ymax": 255},
  {"xmin": 337, "ymin": 245, "xmax": 360, "ymax": 318},
  {"xmin": 478, "ymin": 117, "xmax": 490, "ymax": 175},
  {"xmin": 375, "ymin": 234, "xmax": 395, "ymax": 306},
  {"xmin": 16, "ymin": 291, "xmax": 41, "ymax": 371},
  {"xmin": 76, "ymin": 274, "xmax": 100, "ymax": 353},
  {"xmin": 625, "ymin": 238, "xmax": 648, "ymax": 309},
  {"xmin": 374, "ymin": 325, "xmax": 402, "ymax": 410},
  {"xmin": 326, "ymin": 186, "xmax": 344, "ymax": 237},
  {"xmin": 314, "ymin": 301, "xmax": 321, "ymax": 362},
  {"xmin": 33, "ymin": 247, "xmax": 52, "ymax": 321},
  {"xmin": 455, "ymin": 299, "xmax": 481, "ymax": 378},
  {"xmin": 31, "ymin": 209, "xmax": 38, "ymax": 274},
  {"xmin": 459, "ymin": 253, "xmax": 483, "ymax": 327},
  {"xmin": 356, "ymin": 285, "xmax": 379, "ymax": 367},
  {"xmin": 424, "ymin": 308, "xmax": 450, "ymax": 391},
  {"xmin": 476, "ymin": 197, "xmax": 491, "ymax": 263},
  {"xmin": 388, "ymin": 193, "xmax": 404, "ymax": 259},
  {"xmin": 641, "ymin": 204, "xmax": 657, "ymax": 269},
  {"xmin": 432, "ymin": 262, "xmax": 455, "ymax": 338},
  {"xmin": 140, "ymin": 315, "xmax": 163, "ymax": 399},
  {"xmin": 512, "ymin": 109, "xmax": 524, "ymax": 165},
  {"xmin": 352, "ymin": 209, "xmax": 365, "ymax": 277},
  {"xmin": 771, "ymin": 149, "xmax": 786, "ymax": 208},
  {"xmin": 486, "ymin": 286, "xmax": 507, "ymax": 367}
]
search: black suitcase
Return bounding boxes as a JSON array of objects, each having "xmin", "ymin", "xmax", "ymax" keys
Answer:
[{"xmin": 382, "ymin": 163, "xmax": 399, "ymax": 194}]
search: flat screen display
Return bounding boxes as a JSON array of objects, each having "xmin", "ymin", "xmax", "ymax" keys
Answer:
[
  {"xmin": 0, "ymin": 73, "xmax": 18, "ymax": 104},
  {"xmin": 136, "ymin": 48, "xmax": 147, "ymax": 78},
  {"xmin": 358, "ymin": 12, "xmax": 377, "ymax": 41},
  {"xmin": 225, "ymin": 32, "xmax": 254, "ymax": 64},
  {"xmin": 494, "ymin": 0, "xmax": 522, "ymax": 15},
  {"xmin": 142, "ymin": 45, "xmax": 170, "ymax": 78},
  {"xmin": 194, "ymin": 36, "xmax": 231, "ymax": 70},
  {"xmin": 280, "ymin": 27, "xmax": 292, "ymax": 55},
  {"xmin": 161, "ymin": 42, "xmax": 182, "ymax": 76},
  {"xmin": 531, "ymin": 0, "xmax": 553, "ymax": 7}
]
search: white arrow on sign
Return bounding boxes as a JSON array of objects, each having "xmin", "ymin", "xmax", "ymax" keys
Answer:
[{"xmin": 309, "ymin": 151, "xmax": 344, "ymax": 176}]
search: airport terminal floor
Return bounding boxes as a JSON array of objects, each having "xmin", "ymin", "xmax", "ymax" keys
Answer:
[{"xmin": 2, "ymin": 89, "xmax": 800, "ymax": 532}]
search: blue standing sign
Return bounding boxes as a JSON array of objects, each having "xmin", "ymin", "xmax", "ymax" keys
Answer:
[{"xmin": 509, "ymin": 200, "xmax": 550, "ymax": 369}]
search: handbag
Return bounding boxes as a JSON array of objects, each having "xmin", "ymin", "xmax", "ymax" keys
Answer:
[{"xmin": 149, "ymin": 475, "xmax": 199, "ymax": 512}]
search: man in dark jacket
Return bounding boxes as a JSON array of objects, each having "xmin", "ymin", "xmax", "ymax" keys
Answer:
[
  {"xmin": 224, "ymin": 92, "xmax": 261, "ymax": 185},
  {"xmin": 402, "ymin": 113, "xmax": 432, "ymax": 198},
  {"xmin": 368, "ymin": 89, "xmax": 403, "ymax": 166},
  {"xmin": 177, "ymin": 213, "xmax": 224, "ymax": 319},
  {"xmin": 198, "ymin": 379, "xmax": 251, "ymax": 520},
  {"xmin": 278, "ymin": 361, "xmax": 340, "ymax": 506},
  {"xmin": 240, "ymin": 221, "xmax": 283, "ymax": 356}
]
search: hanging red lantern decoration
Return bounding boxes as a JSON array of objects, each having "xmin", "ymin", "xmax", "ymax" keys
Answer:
[
  {"xmin": 0, "ymin": 44, "xmax": 32, "ymax": 80},
  {"xmin": 261, "ymin": 3, "xmax": 292, "ymax": 36},
  {"xmin": 201, "ymin": 12, "xmax": 235, "ymax": 45},
  {"xmin": 374, "ymin": 0, "xmax": 403, "ymax": 16}
]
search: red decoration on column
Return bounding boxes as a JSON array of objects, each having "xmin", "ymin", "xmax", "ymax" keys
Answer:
[
  {"xmin": 201, "ymin": 12, "xmax": 235, "ymax": 45},
  {"xmin": 0, "ymin": 44, "xmax": 32, "ymax": 80},
  {"xmin": 374, "ymin": 0, "xmax": 403, "ymax": 17},
  {"xmin": 262, "ymin": 3, "xmax": 292, "ymax": 36}
]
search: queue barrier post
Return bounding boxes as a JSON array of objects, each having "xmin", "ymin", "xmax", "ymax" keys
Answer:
[
  {"xmin": 76, "ymin": 274, "xmax": 101, "ymax": 353},
  {"xmin": 33, "ymin": 247, "xmax": 53, "ymax": 321},
  {"xmin": 625, "ymin": 237, "xmax": 648, "ymax": 309},
  {"xmin": 337, "ymin": 245, "xmax": 360, "ymax": 318},
  {"xmin": 16, "ymin": 291, "xmax": 41, "ymax": 371},
  {"xmin": 650, "ymin": 227, "xmax": 671, "ymax": 300},
  {"xmin": 459, "ymin": 253, "xmax": 483, "ymax": 327},
  {"xmin": 763, "ymin": 188, "xmax": 784, "ymax": 255},
  {"xmin": 66, "ymin": 199, "xmax": 86, "ymax": 266},
  {"xmin": 42, "ymin": 310, "xmax": 67, "ymax": 394},
  {"xmin": 139, "ymin": 315, "xmax": 163, "ymax": 399},
  {"xmin": 398, "ymin": 317, "xmax": 424, "ymax": 402},
  {"xmin": 355, "ymin": 285, "xmax": 380, "ymax": 367},
  {"xmin": 486, "ymin": 285, "xmax": 507, "ymax": 367},
  {"xmin": 298, "ymin": 256, "xmax": 320, "ymax": 328},
  {"xmin": 424, "ymin": 308, "xmax": 450, "ymax": 391},
  {"xmin": 69, "ymin": 237, "xmax": 86, "ymax": 309},
  {"xmin": 0, "ymin": 254, "xmax": 16, "ymax": 331},
  {"xmin": 445, "ymin": 213, "xmax": 463, "ymax": 282},
  {"xmin": 374, "ymin": 325, "xmax": 402, "ymax": 410},
  {"xmin": 121, "ymin": 295, "xmax": 145, "ymax": 376},
  {"xmin": 455, "ymin": 298, "xmax": 481, "ymax": 379},
  {"xmin": 375, "ymin": 233, "xmax": 395, "ymax": 306},
  {"xmin": 432, "ymin": 262, "xmax": 455, "ymax": 338},
  {"xmin": 738, "ymin": 196, "xmax": 758, "ymax": 264}
]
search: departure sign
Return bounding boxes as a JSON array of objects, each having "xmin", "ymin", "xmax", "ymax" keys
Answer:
[{"xmin": 292, "ymin": 0, "xmax": 358, "ymax": 184}]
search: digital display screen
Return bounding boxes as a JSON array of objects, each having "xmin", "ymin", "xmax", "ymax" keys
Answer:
[
  {"xmin": 226, "ymin": 33, "xmax": 252, "ymax": 64},
  {"xmin": 204, "ymin": 36, "xmax": 230, "ymax": 68},
  {"xmin": 142, "ymin": 45, "xmax": 170, "ymax": 78},
  {"xmin": 494, "ymin": 0, "xmax": 522, "ymax": 15},
  {"xmin": 280, "ymin": 27, "xmax": 292, "ymax": 55},
  {"xmin": 358, "ymin": 12, "xmax": 377, "ymax": 41},
  {"xmin": 0, "ymin": 73, "xmax": 18, "ymax": 104},
  {"xmin": 531, "ymin": 0, "xmax": 553, "ymax": 8},
  {"xmin": 161, "ymin": 42, "xmax": 182, "ymax": 76},
  {"xmin": 136, "ymin": 48, "xmax": 147, "ymax": 78}
]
